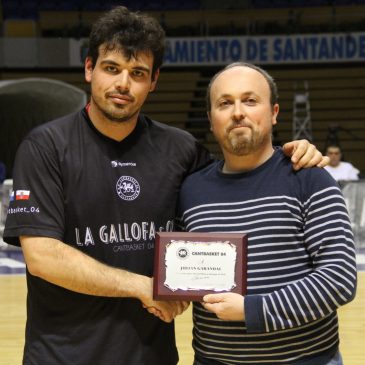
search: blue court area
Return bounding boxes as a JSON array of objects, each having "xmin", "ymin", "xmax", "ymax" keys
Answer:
[{"xmin": 0, "ymin": 248, "xmax": 26, "ymax": 275}]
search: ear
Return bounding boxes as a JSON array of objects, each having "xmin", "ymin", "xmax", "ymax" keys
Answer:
[
  {"xmin": 149, "ymin": 69, "xmax": 160, "ymax": 92},
  {"xmin": 85, "ymin": 57, "xmax": 93, "ymax": 83},
  {"xmin": 272, "ymin": 103, "xmax": 279, "ymax": 126},
  {"xmin": 207, "ymin": 111, "xmax": 213, "ymax": 132}
]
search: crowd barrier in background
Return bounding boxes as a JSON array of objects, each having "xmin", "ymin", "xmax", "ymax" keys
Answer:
[
  {"xmin": 341, "ymin": 180, "xmax": 365, "ymax": 250},
  {"xmin": 0, "ymin": 180, "xmax": 12, "ymax": 247},
  {"xmin": 1, "ymin": 179, "xmax": 365, "ymax": 249}
]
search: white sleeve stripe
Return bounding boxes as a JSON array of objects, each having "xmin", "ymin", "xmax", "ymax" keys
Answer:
[
  {"xmin": 263, "ymin": 298, "xmax": 273, "ymax": 332},
  {"xmin": 305, "ymin": 219, "xmax": 352, "ymax": 235},
  {"xmin": 281, "ymin": 289, "xmax": 300, "ymax": 327},
  {"xmin": 289, "ymin": 285, "xmax": 308, "ymax": 323},
  {"xmin": 269, "ymin": 292, "xmax": 285, "ymax": 330},
  {"xmin": 306, "ymin": 279, "xmax": 332, "ymax": 313},
  {"xmin": 275, "ymin": 290, "xmax": 294, "ymax": 328},
  {"xmin": 303, "ymin": 186, "xmax": 342, "ymax": 206},
  {"xmin": 301, "ymin": 280, "xmax": 324, "ymax": 317},
  {"xmin": 311, "ymin": 274, "xmax": 342, "ymax": 307},
  {"xmin": 320, "ymin": 267, "xmax": 357, "ymax": 290},
  {"xmin": 306, "ymin": 210, "xmax": 349, "ymax": 225}
]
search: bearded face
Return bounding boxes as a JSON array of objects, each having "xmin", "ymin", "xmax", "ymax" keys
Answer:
[{"xmin": 208, "ymin": 66, "xmax": 278, "ymax": 157}]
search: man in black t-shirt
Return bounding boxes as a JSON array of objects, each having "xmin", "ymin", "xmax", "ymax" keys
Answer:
[{"xmin": 3, "ymin": 6, "xmax": 329, "ymax": 365}]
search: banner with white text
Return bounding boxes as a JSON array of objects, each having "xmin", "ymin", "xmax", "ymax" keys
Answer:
[
  {"xmin": 67, "ymin": 32, "xmax": 365, "ymax": 67},
  {"xmin": 163, "ymin": 32, "xmax": 365, "ymax": 66}
]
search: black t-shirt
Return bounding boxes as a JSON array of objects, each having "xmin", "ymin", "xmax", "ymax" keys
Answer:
[{"xmin": 4, "ymin": 109, "xmax": 212, "ymax": 365}]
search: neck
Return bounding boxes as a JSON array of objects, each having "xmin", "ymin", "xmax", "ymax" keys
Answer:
[
  {"xmin": 87, "ymin": 102, "xmax": 138, "ymax": 142},
  {"xmin": 222, "ymin": 143, "xmax": 275, "ymax": 174}
]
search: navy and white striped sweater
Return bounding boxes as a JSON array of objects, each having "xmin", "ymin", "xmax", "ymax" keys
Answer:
[{"xmin": 177, "ymin": 149, "xmax": 357, "ymax": 364}]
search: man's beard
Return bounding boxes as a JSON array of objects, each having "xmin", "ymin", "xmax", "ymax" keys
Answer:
[
  {"xmin": 99, "ymin": 105, "xmax": 139, "ymax": 123},
  {"xmin": 91, "ymin": 93, "xmax": 138, "ymax": 123},
  {"xmin": 225, "ymin": 132, "xmax": 253, "ymax": 155},
  {"xmin": 222, "ymin": 124, "xmax": 261, "ymax": 156}
]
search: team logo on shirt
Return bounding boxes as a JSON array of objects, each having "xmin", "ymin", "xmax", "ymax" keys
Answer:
[{"xmin": 116, "ymin": 176, "xmax": 140, "ymax": 201}]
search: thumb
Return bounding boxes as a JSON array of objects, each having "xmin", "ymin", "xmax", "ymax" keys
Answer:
[
  {"xmin": 282, "ymin": 142, "xmax": 294, "ymax": 157},
  {"xmin": 203, "ymin": 293, "xmax": 226, "ymax": 303}
]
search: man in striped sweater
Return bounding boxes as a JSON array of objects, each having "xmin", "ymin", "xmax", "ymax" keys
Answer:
[{"xmin": 177, "ymin": 63, "xmax": 357, "ymax": 365}]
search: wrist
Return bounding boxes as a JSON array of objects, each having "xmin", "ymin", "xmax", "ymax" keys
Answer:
[{"xmin": 133, "ymin": 274, "xmax": 153, "ymax": 303}]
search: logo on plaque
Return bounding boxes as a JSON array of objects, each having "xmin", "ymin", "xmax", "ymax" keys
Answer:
[
  {"xmin": 116, "ymin": 176, "xmax": 140, "ymax": 201},
  {"xmin": 177, "ymin": 247, "xmax": 189, "ymax": 259}
]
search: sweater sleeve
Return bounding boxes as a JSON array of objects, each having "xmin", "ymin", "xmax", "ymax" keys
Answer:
[{"xmin": 245, "ymin": 170, "xmax": 357, "ymax": 333}]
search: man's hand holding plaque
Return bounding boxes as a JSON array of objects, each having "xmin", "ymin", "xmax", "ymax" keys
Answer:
[{"xmin": 202, "ymin": 292, "xmax": 245, "ymax": 321}]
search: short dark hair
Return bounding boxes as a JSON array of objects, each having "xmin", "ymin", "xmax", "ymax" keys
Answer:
[
  {"xmin": 326, "ymin": 144, "xmax": 342, "ymax": 153},
  {"xmin": 206, "ymin": 62, "xmax": 278, "ymax": 111},
  {"xmin": 87, "ymin": 6, "xmax": 165, "ymax": 78}
]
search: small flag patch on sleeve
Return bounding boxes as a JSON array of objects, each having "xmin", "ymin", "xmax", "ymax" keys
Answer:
[{"xmin": 16, "ymin": 190, "xmax": 30, "ymax": 200}]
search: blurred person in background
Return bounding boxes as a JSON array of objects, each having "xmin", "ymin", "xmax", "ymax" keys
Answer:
[{"xmin": 324, "ymin": 145, "xmax": 360, "ymax": 181}]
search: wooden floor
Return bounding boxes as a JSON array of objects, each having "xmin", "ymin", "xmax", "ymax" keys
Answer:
[{"xmin": 1, "ymin": 273, "xmax": 364, "ymax": 365}]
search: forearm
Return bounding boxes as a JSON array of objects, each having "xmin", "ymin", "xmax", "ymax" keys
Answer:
[{"xmin": 20, "ymin": 235, "xmax": 150, "ymax": 301}]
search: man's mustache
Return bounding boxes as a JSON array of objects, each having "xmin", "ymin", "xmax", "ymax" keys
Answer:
[
  {"xmin": 227, "ymin": 121, "xmax": 252, "ymax": 133},
  {"xmin": 105, "ymin": 91, "xmax": 135, "ymax": 102}
]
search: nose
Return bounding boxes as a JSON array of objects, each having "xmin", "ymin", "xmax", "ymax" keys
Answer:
[
  {"xmin": 115, "ymin": 69, "xmax": 130, "ymax": 92},
  {"xmin": 232, "ymin": 100, "xmax": 245, "ymax": 122}
]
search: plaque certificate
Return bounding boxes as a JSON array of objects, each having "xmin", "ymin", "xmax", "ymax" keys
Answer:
[{"xmin": 153, "ymin": 232, "xmax": 247, "ymax": 301}]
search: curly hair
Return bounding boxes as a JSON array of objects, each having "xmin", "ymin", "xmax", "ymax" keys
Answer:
[{"xmin": 87, "ymin": 6, "xmax": 165, "ymax": 79}]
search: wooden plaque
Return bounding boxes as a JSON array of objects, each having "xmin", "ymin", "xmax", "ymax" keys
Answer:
[{"xmin": 153, "ymin": 232, "xmax": 247, "ymax": 301}]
